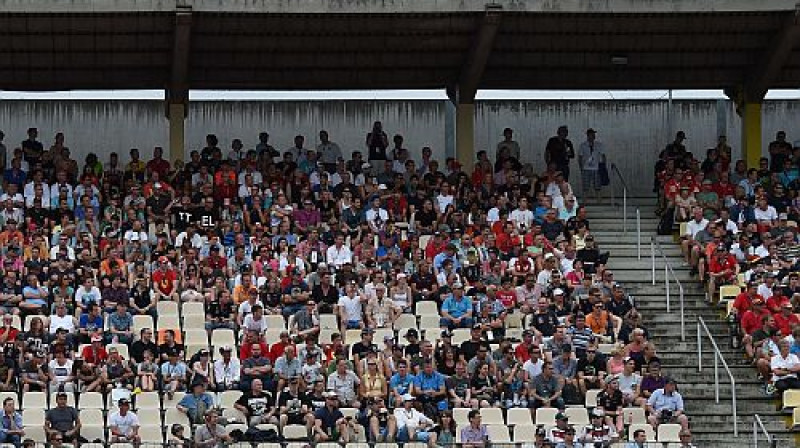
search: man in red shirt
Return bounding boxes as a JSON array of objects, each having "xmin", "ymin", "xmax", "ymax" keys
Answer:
[
  {"xmin": 740, "ymin": 299, "xmax": 771, "ymax": 360},
  {"xmin": 145, "ymin": 146, "xmax": 171, "ymax": 180},
  {"xmin": 239, "ymin": 329, "xmax": 269, "ymax": 361},
  {"xmin": 514, "ymin": 330, "xmax": 537, "ymax": 363},
  {"xmin": 773, "ymin": 302, "xmax": 799, "ymax": 336},
  {"xmin": 495, "ymin": 280, "xmax": 518, "ymax": 310},
  {"xmin": 707, "ymin": 246, "xmax": 739, "ymax": 300},
  {"xmin": 269, "ymin": 330, "xmax": 293, "ymax": 362},
  {"xmin": 732, "ymin": 282, "xmax": 762, "ymax": 317},
  {"xmin": 663, "ymin": 168, "xmax": 684, "ymax": 206},
  {"xmin": 152, "ymin": 256, "xmax": 179, "ymax": 302}
]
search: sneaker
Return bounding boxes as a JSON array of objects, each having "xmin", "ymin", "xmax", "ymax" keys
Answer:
[{"xmin": 765, "ymin": 384, "xmax": 777, "ymax": 396}]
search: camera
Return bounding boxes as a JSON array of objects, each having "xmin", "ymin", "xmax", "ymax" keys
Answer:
[{"xmin": 660, "ymin": 409, "xmax": 674, "ymax": 423}]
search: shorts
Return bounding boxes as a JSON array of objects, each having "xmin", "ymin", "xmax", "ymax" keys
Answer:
[
  {"xmin": 346, "ymin": 320, "xmax": 361, "ymax": 329},
  {"xmin": 286, "ymin": 413, "xmax": 306, "ymax": 425}
]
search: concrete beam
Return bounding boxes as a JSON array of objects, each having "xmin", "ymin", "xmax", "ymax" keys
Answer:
[
  {"xmin": 455, "ymin": 4, "xmax": 502, "ymax": 104},
  {"xmin": 167, "ymin": 5, "xmax": 192, "ymax": 107},
  {"xmin": 1, "ymin": 0, "xmax": 797, "ymax": 14},
  {"xmin": 746, "ymin": 7, "xmax": 800, "ymax": 100}
]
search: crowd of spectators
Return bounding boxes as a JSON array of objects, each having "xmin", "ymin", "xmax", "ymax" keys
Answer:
[
  {"xmin": 0, "ymin": 124, "xmax": 696, "ymax": 448},
  {"xmin": 658, "ymin": 129, "xmax": 800, "ymax": 398}
]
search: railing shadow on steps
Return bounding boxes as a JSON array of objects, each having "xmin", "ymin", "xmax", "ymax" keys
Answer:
[
  {"xmin": 698, "ymin": 315, "xmax": 738, "ymax": 437},
  {"xmin": 650, "ymin": 236, "xmax": 685, "ymax": 341}
]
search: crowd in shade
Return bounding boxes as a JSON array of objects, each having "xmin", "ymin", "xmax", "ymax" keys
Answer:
[{"xmin": 0, "ymin": 124, "xmax": 696, "ymax": 447}]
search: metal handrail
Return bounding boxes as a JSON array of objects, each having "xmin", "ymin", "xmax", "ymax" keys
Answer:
[
  {"xmin": 698, "ymin": 316, "xmax": 738, "ymax": 437},
  {"xmin": 610, "ymin": 163, "xmax": 628, "ymax": 233},
  {"xmin": 753, "ymin": 414, "xmax": 775, "ymax": 447},
  {"xmin": 650, "ymin": 236, "xmax": 685, "ymax": 340}
]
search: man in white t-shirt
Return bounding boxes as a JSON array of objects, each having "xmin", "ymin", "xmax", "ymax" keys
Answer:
[
  {"xmin": 510, "ymin": 197, "xmax": 535, "ymax": 233},
  {"xmin": 770, "ymin": 339, "xmax": 800, "ymax": 394},
  {"xmin": 338, "ymin": 282, "xmax": 366, "ymax": 332},
  {"xmin": 109, "ymin": 398, "xmax": 141, "ymax": 444}
]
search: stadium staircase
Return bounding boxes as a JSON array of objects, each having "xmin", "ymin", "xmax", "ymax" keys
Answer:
[{"xmin": 586, "ymin": 198, "xmax": 797, "ymax": 447}]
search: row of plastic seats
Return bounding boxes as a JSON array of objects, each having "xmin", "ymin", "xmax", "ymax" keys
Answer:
[
  {"xmin": 22, "ymin": 407, "xmax": 190, "ymax": 430},
  {"xmin": 11, "ymin": 390, "xmax": 248, "ymax": 412}
]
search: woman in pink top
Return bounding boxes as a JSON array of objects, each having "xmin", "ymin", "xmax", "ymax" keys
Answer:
[{"xmin": 606, "ymin": 348, "xmax": 625, "ymax": 375}]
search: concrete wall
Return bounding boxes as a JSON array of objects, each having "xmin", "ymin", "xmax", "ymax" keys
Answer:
[{"xmin": 2, "ymin": 98, "xmax": 800, "ymax": 195}]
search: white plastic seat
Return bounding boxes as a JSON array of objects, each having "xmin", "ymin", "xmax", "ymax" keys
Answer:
[
  {"xmin": 453, "ymin": 408, "xmax": 470, "ymax": 426},
  {"xmin": 162, "ymin": 391, "xmax": 185, "ymax": 410},
  {"xmin": 535, "ymin": 407, "xmax": 558, "ymax": 426},
  {"xmin": 223, "ymin": 407, "xmax": 248, "ymax": 424},
  {"xmin": 134, "ymin": 407, "xmax": 163, "ymax": 426},
  {"xmin": 157, "ymin": 314, "xmax": 181, "ymax": 332},
  {"xmin": 486, "ymin": 424, "xmax": 511, "ymax": 442},
  {"xmin": 157, "ymin": 301, "xmax": 179, "ymax": 317},
  {"xmin": 8, "ymin": 315, "xmax": 20, "ymax": 331},
  {"xmin": 264, "ymin": 315, "xmax": 286, "ymax": 330},
  {"xmin": 506, "ymin": 408, "xmax": 532, "ymax": 426},
  {"xmin": 80, "ymin": 409, "xmax": 104, "ymax": 425},
  {"xmin": 415, "ymin": 301, "xmax": 438, "ymax": 315},
  {"xmin": 513, "ymin": 424, "xmax": 537, "ymax": 442},
  {"xmin": 657, "ymin": 423, "xmax": 682, "ymax": 443},
  {"xmin": 344, "ymin": 329, "xmax": 362, "ymax": 345},
  {"xmin": 318, "ymin": 329, "xmax": 337, "ymax": 345},
  {"xmin": 264, "ymin": 328, "xmax": 284, "ymax": 345},
  {"xmin": 137, "ymin": 425, "xmax": 164, "ymax": 443},
  {"xmin": 110, "ymin": 444, "xmax": 134, "ymax": 448},
  {"xmin": 480, "ymin": 407, "xmax": 504, "ymax": 425},
  {"xmin": 623, "ymin": 407, "xmax": 647, "ymax": 425},
  {"xmin": 374, "ymin": 328, "xmax": 393, "ymax": 344},
  {"xmin": 184, "ymin": 329, "xmax": 208, "ymax": 346},
  {"xmin": 393, "ymin": 314, "xmax": 417, "ymax": 330},
  {"xmin": 22, "ymin": 408, "xmax": 45, "ymax": 426},
  {"xmin": 339, "ymin": 407, "xmax": 359, "ymax": 419},
  {"xmin": 182, "ymin": 314, "xmax": 207, "ymax": 331},
  {"xmin": 134, "ymin": 392, "xmax": 161, "ymax": 410},
  {"xmin": 181, "ymin": 301, "xmax": 206, "ymax": 317},
  {"xmin": 218, "ymin": 390, "xmax": 243, "ymax": 409},
  {"xmin": 585, "ymin": 389, "xmax": 601, "ymax": 408},
  {"xmin": 132, "ymin": 315, "xmax": 154, "ymax": 334},
  {"xmin": 22, "ymin": 391, "xmax": 47, "ymax": 409},
  {"xmin": 565, "ymin": 407, "xmax": 590, "ymax": 426},
  {"xmin": 419, "ymin": 315, "xmax": 440, "ymax": 329},
  {"xmin": 282, "ymin": 424, "xmax": 309, "ymax": 440},
  {"xmin": 319, "ymin": 314, "xmax": 338, "ymax": 330},
  {"xmin": 210, "ymin": 328, "xmax": 236, "ymax": 350},
  {"xmin": 80, "ymin": 425, "xmax": 105, "ymax": 444},
  {"xmin": 451, "ymin": 328, "xmax": 470, "ymax": 345},
  {"xmin": 164, "ymin": 407, "xmax": 190, "ymax": 426}
]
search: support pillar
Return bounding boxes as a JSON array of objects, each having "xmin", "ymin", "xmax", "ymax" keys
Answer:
[
  {"xmin": 741, "ymin": 102, "xmax": 762, "ymax": 169},
  {"xmin": 168, "ymin": 102, "xmax": 186, "ymax": 164},
  {"xmin": 455, "ymin": 103, "xmax": 475, "ymax": 173}
]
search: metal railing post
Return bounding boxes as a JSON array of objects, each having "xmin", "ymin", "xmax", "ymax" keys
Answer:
[
  {"xmin": 665, "ymin": 265, "xmax": 670, "ymax": 313},
  {"xmin": 636, "ymin": 208, "xmax": 641, "ymax": 260},
  {"xmin": 651, "ymin": 239, "xmax": 656, "ymax": 285},
  {"xmin": 753, "ymin": 419, "xmax": 757, "ymax": 448},
  {"xmin": 714, "ymin": 352, "xmax": 720, "ymax": 403},
  {"xmin": 733, "ymin": 380, "xmax": 738, "ymax": 436},
  {"xmin": 679, "ymin": 284, "xmax": 685, "ymax": 341},
  {"xmin": 623, "ymin": 188, "xmax": 628, "ymax": 234},
  {"xmin": 697, "ymin": 321, "xmax": 702, "ymax": 372}
]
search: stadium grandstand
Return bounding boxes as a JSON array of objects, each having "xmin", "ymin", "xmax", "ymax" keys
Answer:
[{"xmin": 3, "ymin": 0, "xmax": 800, "ymax": 448}]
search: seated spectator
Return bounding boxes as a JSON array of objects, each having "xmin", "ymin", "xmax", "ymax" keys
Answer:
[
  {"xmin": 193, "ymin": 410, "xmax": 231, "ymax": 448},
  {"xmin": 213, "ymin": 345, "xmax": 241, "ymax": 392},
  {"xmin": 770, "ymin": 339, "xmax": 800, "ymax": 395},
  {"xmin": 313, "ymin": 391, "xmax": 356, "ymax": 443},
  {"xmin": 108, "ymin": 301, "xmax": 133, "ymax": 345},
  {"xmin": 531, "ymin": 361, "xmax": 564, "ymax": 409},
  {"xmin": 439, "ymin": 282, "xmax": 473, "ymax": 329},
  {"xmin": 241, "ymin": 342, "xmax": 273, "ymax": 392},
  {"xmin": 235, "ymin": 378, "xmax": 278, "ymax": 427},
  {"xmin": 580, "ymin": 408, "xmax": 618, "ymax": 445},
  {"xmin": 395, "ymin": 394, "xmax": 437, "ymax": 447},
  {"xmin": 0, "ymin": 397, "xmax": 23, "ymax": 447},
  {"xmin": 108, "ymin": 398, "xmax": 140, "ymax": 444},
  {"xmin": 160, "ymin": 350, "xmax": 188, "ymax": 398},
  {"xmin": 646, "ymin": 378, "xmax": 689, "ymax": 431},
  {"xmin": 277, "ymin": 376, "xmax": 315, "ymax": 432},
  {"xmin": 177, "ymin": 380, "xmax": 215, "ymax": 425},
  {"xmin": 44, "ymin": 392, "xmax": 80, "ymax": 444}
]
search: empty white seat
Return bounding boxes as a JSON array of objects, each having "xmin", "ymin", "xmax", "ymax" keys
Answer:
[
  {"xmin": 480, "ymin": 407, "xmax": 504, "ymax": 425},
  {"xmin": 585, "ymin": 389, "xmax": 601, "ymax": 408},
  {"xmin": 81, "ymin": 409, "xmax": 104, "ymax": 425},
  {"xmin": 319, "ymin": 314, "xmax": 338, "ymax": 330},
  {"xmin": 162, "ymin": 391, "xmax": 185, "ymax": 410},
  {"xmin": 22, "ymin": 391, "xmax": 47, "ymax": 409},
  {"xmin": 164, "ymin": 407, "xmax": 190, "ymax": 426},
  {"xmin": 623, "ymin": 407, "xmax": 646, "ymax": 425},
  {"xmin": 513, "ymin": 424, "xmax": 537, "ymax": 442},
  {"xmin": 451, "ymin": 328, "xmax": 470, "ymax": 345},
  {"xmin": 80, "ymin": 425, "xmax": 105, "ymax": 444},
  {"xmin": 137, "ymin": 425, "xmax": 164, "ymax": 443},
  {"xmin": 393, "ymin": 314, "xmax": 417, "ymax": 330},
  {"xmin": 181, "ymin": 301, "xmax": 206, "ymax": 316},
  {"xmin": 416, "ymin": 301, "xmax": 438, "ymax": 315},
  {"xmin": 657, "ymin": 423, "xmax": 682, "ymax": 443},
  {"xmin": 22, "ymin": 408, "xmax": 45, "ymax": 426},
  {"xmin": 486, "ymin": 424, "xmax": 511, "ymax": 442},
  {"xmin": 264, "ymin": 315, "xmax": 286, "ymax": 330},
  {"xmin": 134, "ymin": 407, "xmax": 163, "ymax": 426},
  {"xmin": 182, "ymin": 314, "xmax": 207, "ymax": 331},
  {"xmin": 535, "ymin": 407, "xmax": 558, "ymax": 426},
  {"xmin": 565, "ymin": 407, "xmax": 590, "ymax": 426},
  {"xmin": 132, "ymin": 315, "xmax": 154, "ymax": 334},
  {"xmin": 264, "ymin": 328, "xmax": 284, "ymax": 345},
  {"xmin": 211, "ymin": 328, "xmax": 236, "ymax": 349},
  {"xmin": 418, "ymin": 315, "xmax": 440, "ymax": 329},
  {"xmin": 157, "ymin": 314, "xmax": 181, "ymax": 332},
  {"xmin": 282, "ymin": 424, "xmax": 309, "ymax": 440},
  {"xmin": 157, "ymin": 301, "xmax": 179, "ymax": 317},
  {"xmin": 133, "ymin": 391, "xmax": 160, "ymax": 410},
  {"xmin": 506, "ymin": 408, "xmax": 533, "ymax": 426},
  {"xmin": 184, "ymin": 329, "xmax": 208, "ymax": 346},
  {"xmin": 218, "ymin": 390, "xmax": 243, "ymax": 409},
  {"xmin": 453, "ymin": 407, "xmax": 470, "ymax": 426}
]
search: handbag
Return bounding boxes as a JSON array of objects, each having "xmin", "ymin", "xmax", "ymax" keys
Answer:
[{"xmin": 598, "ymin": 162, "xmax": 610, "ymax": 186}]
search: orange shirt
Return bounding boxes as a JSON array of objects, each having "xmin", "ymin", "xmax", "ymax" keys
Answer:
[{"xmin": 586, "ymin": 311, "xmax": 610, "ymax": 334}]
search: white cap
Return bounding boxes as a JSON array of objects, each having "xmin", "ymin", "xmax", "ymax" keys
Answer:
[
  {"xmin": 553, "ymin": 288, "xmax": 565, "ymax": 296},
  {"xmin": 402, "ymin": 393, "xmax": 415, "ymax": 402}
]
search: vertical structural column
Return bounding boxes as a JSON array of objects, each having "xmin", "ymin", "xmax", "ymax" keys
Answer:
[
  {"xmin": 455, "ymin": 103, "xmax": 476, "ymax": 174},
  {"xmin": 741, "ymin": 102, "xmax": 762, "ymax": 169},
  {"xmin": 168, "ymin": 102, "xmax": 186, "ymax": 164}
]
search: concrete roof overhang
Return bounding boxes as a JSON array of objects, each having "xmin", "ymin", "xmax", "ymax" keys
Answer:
[{"xmin": 1, "ymin": 0, "xmax": 798, "ymax": 101}]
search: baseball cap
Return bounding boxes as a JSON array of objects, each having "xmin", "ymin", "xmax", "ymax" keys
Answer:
[
  {"xmin": 553, "ymin": 288, "xmax": 565, "ymax": 296},
  {"xmin": 402, "ymin": 393, "xmax": 415, "ymax": 402},
  {"xmin": 780, "ymin": 213, "xmax": 789, "ymax": 220},
  {"xmin": 118, "ymin": 398, "xmax": 131, "ymax": 406},
  {"xmin": 555, "ymin": 412, "xmax": 568, "ymax": 421}
]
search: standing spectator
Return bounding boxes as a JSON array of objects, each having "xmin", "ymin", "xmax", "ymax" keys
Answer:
[
  {"xmin": 578, "ymin": 128, "xmax": 605, "ymax": 199},
  {"xmin": 545, "ymin": 126, "xmax": 575, "ymax": 181}
]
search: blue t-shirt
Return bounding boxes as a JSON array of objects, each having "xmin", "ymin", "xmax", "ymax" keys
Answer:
[
  {"xmin": 79, "ymin": 314, "xmax": 104, "ymax": 333},
  {"xmin": 441, "ymin": 295, "xmax": 472, "ymax": 319},
  {"xmin": 413, "ymin": 371, "xmax": 445, "ymax": 393},
  {"xmin": 389, "ymin": 373, "xmax": 416, "ymax": 395}
]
